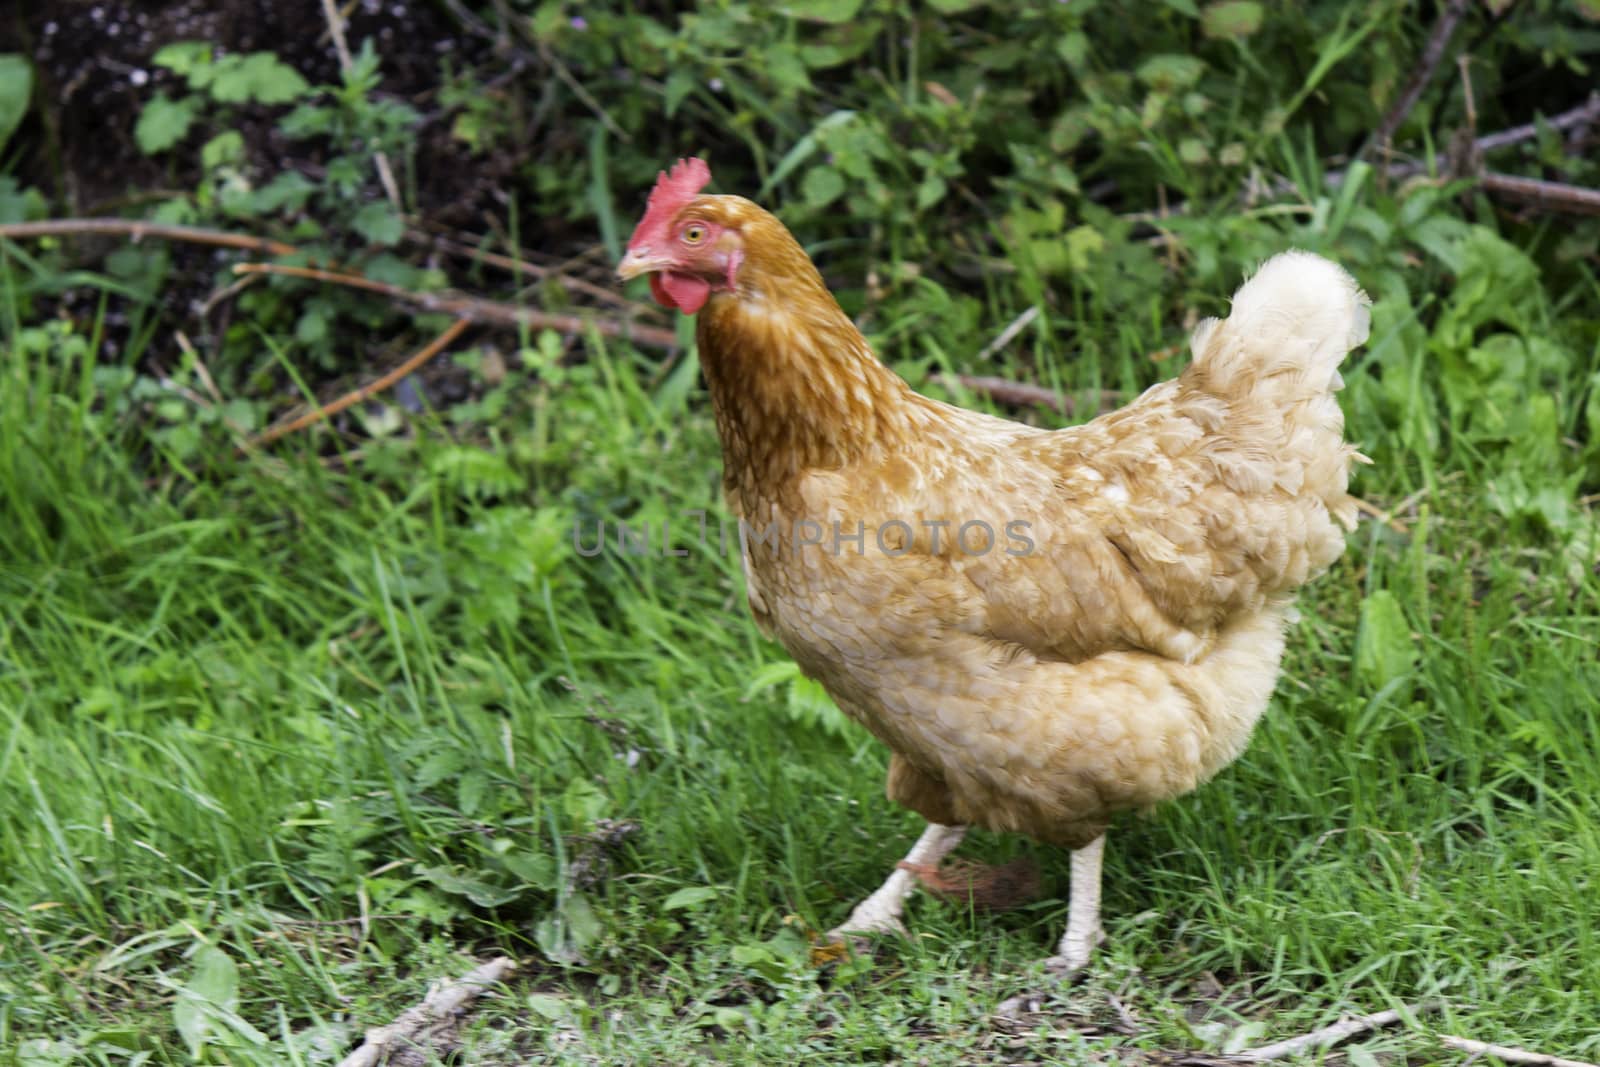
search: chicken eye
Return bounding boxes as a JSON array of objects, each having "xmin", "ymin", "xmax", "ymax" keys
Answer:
[{"xmin": 682, "ymin": 224, "xmax": 707, "ymax": 245}]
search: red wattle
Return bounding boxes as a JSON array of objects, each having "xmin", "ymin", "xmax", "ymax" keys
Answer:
[
  {"xmin": 649, "ymin": 273, "xmax": 673, "ymax": 309},
  {"xmin": 659, "ymin": 272, "xmax": 712, "ymax": 315}
]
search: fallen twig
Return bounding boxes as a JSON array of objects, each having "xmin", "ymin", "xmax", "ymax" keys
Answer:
[
  {"xmin": 975, "ymin": 305, "xmax": 1040, "ymax": 361},
  {"xmin": 250, "ymin": 317, "xmax": 471, "ymax": 447},
  {"xmin": 232, "ymin": 262, "xmax": 680, "ymax": 350},
  {"xmin": 336, "ymin": 956, "xmax": 515, "ymax": 1067},
  {"xmin": 0, "ymin": 218, "xmax": 300, "ymax": 257},
  {"xmin": 940, "ymin": 374, "xmax": 1119, "ymax": 418},
  {"xmin": 1475, "ymin": 92, "xmax": 1600, "ymax": 154},
  {"xmin": 405, "ymin": 225, "xmax": 642, "ymax": 309},
  {"xmin": 1235, "ymin": 1001, "xmax": 1440, "ymax": 1061},
  {"xmin": 1478, "ymin": 172, "xmax": 1600, "ymax": 216},
  {"xmin": 1353, "ymin": 494, "xmax": 1415, "ymax": 535},
  {"xmin": 1438, "ymin": 1035, "xmax": 1600, "ymax": 1067},
  {"xmin": 1123, "ymin": 95, "xmax": 1600, "ymax": 225},
  {"xmin": 538, "ymin": 39, "xmax": 629, "ymax": 142},
  {"xmin": 1358, "ymin": 0, "xmax": 1472, "ymax": 164}
]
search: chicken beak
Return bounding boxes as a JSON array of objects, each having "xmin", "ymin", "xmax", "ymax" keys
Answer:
[{"xmin": 616, "ymin": 248, "xmax": 669, "ymax": 282}]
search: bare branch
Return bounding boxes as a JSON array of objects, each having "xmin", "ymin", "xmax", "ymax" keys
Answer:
[
  {"xmin": 1475, "ymin": 92, "xmax": 1600, "ymax": 154},
  {"xmin": 1359, "ymin": 0, "xmax": 1472, "ymax": 164},
  {"xmin": 0, "ymin": 218, "xmax": 301, "ymax": 257},
  {"xmin": 975, "ymin": 305, "xmax": 1040, "ymax": 362},
  {"xmin": 1480, "ymin": 172, "xmax": 1600, "ymax": 216},
  {"xmin": 336, "ymin": 956, "xmax": 515, "ymax": 1067},
  {"xmin": 232, "ymin": 262, "xmax": 680, "ymax": 350},
  {"xmin": 1236, "ymin": 1002, "xmax": 1440, "ymax": 1062},
  {"xmin": 1438, "ymin": 1036, "xmax": 1600, "ymax": 1067},
  {"xmin": 940, "ymin": 374, "xmax": 1119, "ymax": 418},
  {"xmin": 405, "ymin": 225, "xmax": 643, "ymax": 310},
  {"xmin": 249, "ymin": 317, "xmax": 471, "ymax": 448}
]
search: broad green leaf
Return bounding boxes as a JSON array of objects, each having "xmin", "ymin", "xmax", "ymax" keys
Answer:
[
  {"xmin": 801, "ymin": 164, "xmax": 846, "ymax": 207},
  {"xmin": 664, "ymin": 68, "xmax": 696, "ymax": 117},
  {"xmin": 502, "ymin": 850, "xmax": 559, "ymax": 890},
  {"xmin": 152, "ymin": 41, "xmax": 213, "ymax": 79},
  {"xmin": 173, "ymin": 945, "xmax": 240, "ymax": 1058},
  {"xmin": 1355, "ymin": 590, "xmax": 1416, "ymax": 690},
  {"xmin": 785, "ymin": 0, "xmax": 863, "ymax": 22},
  {"xmin": 239, "ymin": 52, "xmax": 311, "ymax": 103},
  {"xmin": 253, "ymin": 171, "xmax": 316, "ymax": 214},
  {"xmin": 201, "ymin": 130, "xmax": 245, "ymax": 169},
  {"xmin": 209, "ymin": 52, "xmax": 311, "ymax": 104},
  {"xmin": 1201, "ymin": 1, "xmax": 1263, "ymax": 38},
  {"xmin": 526, "ymin": 993, "xmax": 575, "ymax": 1021},
  {"xmin": 562, "ymin": 777, "xmax": 607, "ymax": 825},
  {"xmin": 1064, "ymin": 225, "xmax": 1106, "ymax": 272},
  {"xmin": 758, "ymin": 109, "xmax": 856, "ymax": 196},
  {"xmin": 352, "ymin": 201, "xmax": 404, "ymax": 246},
  {"xmin": 419, "ymin": 864, "xmax": 522, "ymax": 907},
  {"xmin": 1136, "ymin": 54, "xmax": 1206, "ymax": 91},
  {"xmin": 766, "ymin": 45, "xmax": 812, "ymax": 97},
  {"xmin": 457, "ymin": 768, "xmax": 490, "ymax": 815},
  {"xmin": 1056, "ymin": 32, "xmax": 1089, "ymax": 69},
  {"xmin": 663, "ymin": 885, "xmax": 720, "ymax": 911},
  {"xmin": 537, "ymin": 891, "xmax": 601, "ymax": 964},
  {"xmin": 134, "ymin": 94, "xmax": 199, "ymax": 155},
  {"xmin": 0, "ymin": 175, "xmax": 46, "ymax": 224},
  {"xmin": 0, "ymin": 54, "xmax": 32, "ymax": 156}
]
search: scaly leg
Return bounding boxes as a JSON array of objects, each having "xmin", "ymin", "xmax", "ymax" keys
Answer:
[
  {"xmin": 1045, "ymin": 833, "xmax": 1106, "ymax": 974},
  {"xmin": 828, "ymin": 822, "xmax": 968, "ymax": 938}
]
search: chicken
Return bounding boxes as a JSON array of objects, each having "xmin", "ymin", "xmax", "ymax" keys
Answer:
[{"xmin": 617, "ymin": 158, "xmax": 1369, "ymax": 974}]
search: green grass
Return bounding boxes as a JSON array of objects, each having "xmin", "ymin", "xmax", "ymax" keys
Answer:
[
  {"xmin": 3, "ymin": 197, "xmax": 1598, "ymax": 1064},
  {"xmin": 4, "ymin": 5, "xmax": 1600, "ymax": 1053}
]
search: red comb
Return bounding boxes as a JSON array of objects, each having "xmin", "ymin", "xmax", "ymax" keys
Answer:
[{"xmin": 627, "ymin": 158, "xmax": 712, "ymax": 251}]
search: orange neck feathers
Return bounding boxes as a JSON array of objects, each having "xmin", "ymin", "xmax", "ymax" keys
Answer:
[{"xmin": 689, "ymin": 204, "xmax": 917, "ymax": 503}]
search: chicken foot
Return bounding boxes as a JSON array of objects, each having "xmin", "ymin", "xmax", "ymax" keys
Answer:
[
  {"xmin": 1045, "ymin": 833, "xmax": 1106, "ymax": 974},
  {"xmin": 997, "ymin": 834, "xmax": 1110, "ymax": 1016},
  {"xmin": 828, "ymin": 822, "xmax": 967, "ymax": 939}
]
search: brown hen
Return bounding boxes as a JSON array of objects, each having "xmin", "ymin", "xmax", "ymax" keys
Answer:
[{"xmin": 618, "ymin": 158, "xmax": 1368, "ymax": 973}]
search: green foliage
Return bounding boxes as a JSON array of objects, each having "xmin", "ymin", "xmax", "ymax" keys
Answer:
[
  {"xmin": 3, "ymin": 0, "xmax": 1600, "ymax": 1062},
  {"xmin": 0, "ymin": 53, "xmax": 32, "ymax": 156}
]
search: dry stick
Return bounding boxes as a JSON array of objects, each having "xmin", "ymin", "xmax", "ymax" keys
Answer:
[
  {"xmin": 1236, "ymin": 1002, "xmax": 1441, "ymax": 1062},
  {"xmin": 1438, "ymin": 1035, "xmax": 1600, "ymax": 1067},
  {"xmin": 0, "ymin": 219, "xmax": 300, "ymax": 257},
  {"xmin": 404, "ymin": 225, "xmax": 641, "ymax": 309},
  {"xmin": 975, "ymin": 305, "xmax": 1040, "ymax": 362},
  {"xmin": 1477, "ymin": 91, "xmax": 1600, "ymax": 154},
  {"xmin": 318, "ymin": 0, "xmax": 403, "ymax": 212},
  {"xmin": 538, "ymin": 39, "xmax": 629, "ymax": 142},
  {"xmin": 1479, "ymin": 172, "xmax": 1600, "ymax": 216},
  {"xmin": 942, "ymin": 374, "xmax": 1119, "ymax": 418},
  {"xmin": 1124, "ymin": 96, "xmax": 1600, "ymax": 226},
  {"xmin": 249, "ymin": 317, "xmax": 470, "ymax": 447},
  {"xmin": 0, "ymin": 215, "xmax": 649, "ymax": 322},
  {"xmin": 1358, "ymin": 0, "xmax": 1472, "ymax": 164},
  {"xmin": 1337, "ymin": 94, "xmax": 1600, "ymax": 190},
  {"xmin": 1352, "ymin": 496, "xmax": 1411, "ymax": 535},
  {"xmin": 336, "ymin": 956, "xmax": 515, "ymax": 1067},
  {"xmin": 232, "ymin": 262, "xmax": 680, "ymax": 350}
]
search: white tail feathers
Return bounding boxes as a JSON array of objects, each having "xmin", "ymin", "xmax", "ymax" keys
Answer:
[{"xmin": 1188, "ymin": 251, "xmax": 1370, "ymax": 400}]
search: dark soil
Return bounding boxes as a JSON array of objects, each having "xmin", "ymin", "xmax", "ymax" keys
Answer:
[
  {"xmin": 2, "ymin": 0, "xmax": 621, "ymax": 401},
  {"xmin": 13, "ymin": 0, "xmax": 514, "ymax": 221}
]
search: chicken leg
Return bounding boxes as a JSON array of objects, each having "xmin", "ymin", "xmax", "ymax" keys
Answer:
[
  {"xmin": 828, "ymin": 822, "xmax": 967, "ymax": 938},
  {"xmin": 1045, "ymin": 833, "xmax": 1106, "ymax": 974}
]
